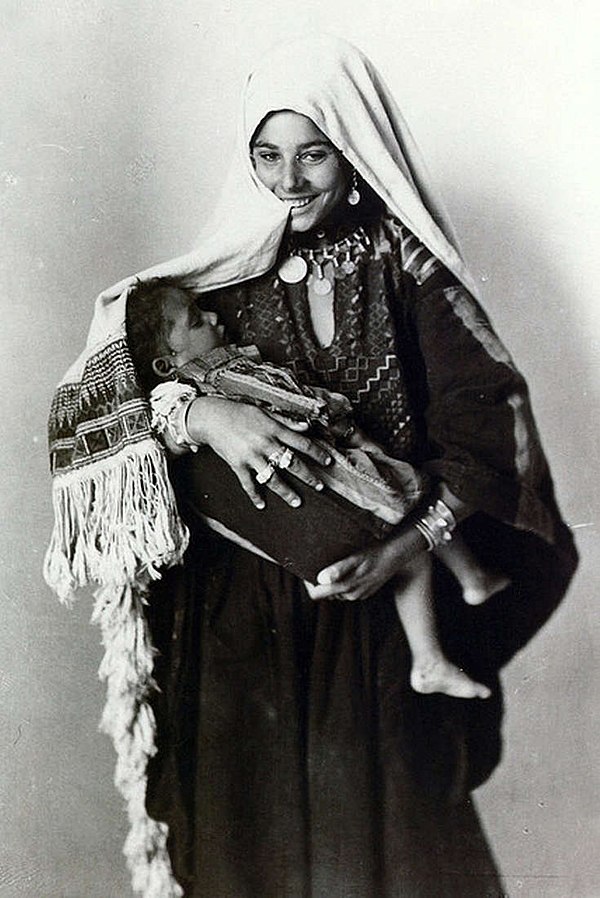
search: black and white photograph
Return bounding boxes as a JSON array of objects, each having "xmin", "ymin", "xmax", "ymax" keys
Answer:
[{"xmin": 1, "ymin": 2, "xmax": 598, "ymax": 896}]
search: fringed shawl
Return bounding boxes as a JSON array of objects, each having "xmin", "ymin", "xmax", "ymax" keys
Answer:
[{"xmin": 43, "ymin": 36, "xmax": 574, "ymax": 898}]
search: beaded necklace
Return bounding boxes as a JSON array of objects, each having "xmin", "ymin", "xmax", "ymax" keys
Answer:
[{"xmin": 277, "ymin": 226, "xmax": 371, "ymax": 296}]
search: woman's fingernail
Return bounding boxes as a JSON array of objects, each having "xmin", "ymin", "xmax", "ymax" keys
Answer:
[
  {"xmin": 324, "ymin": 456, "xmax": 332, "ymax": 465},
  {"xmin": 291, "ymin": 497, "xmax": 301, "ymax": 507},
  {"xmin": 256, "ymin": 500, "xmax": 265, "ymax": 510},
  {"xmin": 315, "ymin": 482, "xmax": 324, "ymax": 491}
]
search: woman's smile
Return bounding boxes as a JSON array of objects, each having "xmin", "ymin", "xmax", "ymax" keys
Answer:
[{"xmin": 280, "ymin": 196, "xmax": 317, "ymax": 208}]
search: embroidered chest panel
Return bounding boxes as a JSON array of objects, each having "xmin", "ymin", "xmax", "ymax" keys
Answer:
[{"xmin": 211, "ymin": 250, "xmax": 418, "ymax": 459}]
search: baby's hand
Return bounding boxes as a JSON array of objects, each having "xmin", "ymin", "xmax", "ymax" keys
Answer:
[{"xmin": 343, "ymin": 425, "xmax": 382, "ymax": 452}]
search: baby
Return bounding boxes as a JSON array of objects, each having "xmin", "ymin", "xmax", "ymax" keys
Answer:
[{"xmin": 127, "ymin": 278, "xmax": 510, "ymax": 699}]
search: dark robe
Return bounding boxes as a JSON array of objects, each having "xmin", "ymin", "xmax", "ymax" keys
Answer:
[{"xmin": 146, "ymin": 213, "xmax": 577, "ymax": 897}]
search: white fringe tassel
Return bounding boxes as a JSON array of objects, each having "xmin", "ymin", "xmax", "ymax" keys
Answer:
[
  {"xmin": 94, "ymin": 581, "xmax": 184, "ymax": 898},
  {"xmin": 43, "ymin": 439, "xmax": 189, "ymax": 604},
  {"xmin": 43, "ymin": 439, "xmax": 188, "ymax": 896}
]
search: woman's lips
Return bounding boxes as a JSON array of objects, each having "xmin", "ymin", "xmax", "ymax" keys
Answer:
[{"xmin": 280, "ymin": 196, "xmax": 317, "ymax": 209}]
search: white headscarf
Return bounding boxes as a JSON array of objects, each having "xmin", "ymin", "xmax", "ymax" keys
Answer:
[{"xmin": 81, "ymin": 34, "xmax": 476, "ymax": 364}]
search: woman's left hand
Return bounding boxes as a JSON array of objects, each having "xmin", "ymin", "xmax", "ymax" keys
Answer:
[{"xmin": 305, "ymin": 524, "xmax": 427, "ymax": 602}]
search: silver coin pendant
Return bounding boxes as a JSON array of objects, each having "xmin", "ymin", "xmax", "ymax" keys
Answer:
[
  {"xmin": 311, "ymin": 276, "xmax": 333, "ymax": 296},
  {"xmin": 278, "ymin": 255, "xmax": 308, "ymax": 284}
]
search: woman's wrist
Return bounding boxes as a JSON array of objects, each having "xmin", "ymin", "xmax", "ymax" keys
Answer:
[
  {"xmin": 387, "ymin": 519, "xmax": 430, "ymax": 566},
  {"xmin": 402, "ymin": 481, "xmax": 474, "ymax": 556},
  {"xmin": 393, "ymin": 482, "xmax": 468, "ymax": 559},
  {"xmin": 150, "ymin": 381, "xmax": 200, "ymax": 452},
  {"xmin": 411, "ymin": 498, "xmax": 457, "ymax": 551},
  {"xmin": 435, "ymin": 481, "xmax": 474, "ymax": 524},
  {"xmin": 185, "ymin": 395, "xmax": 229, "ymax": 445}
]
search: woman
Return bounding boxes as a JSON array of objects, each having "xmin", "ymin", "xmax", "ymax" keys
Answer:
[{"xmin": 45, "ymin": 36, "xmax": 577, "ymax": 898}]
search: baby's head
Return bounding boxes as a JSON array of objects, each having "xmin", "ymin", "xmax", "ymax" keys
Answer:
[{"xmin": 126, "ymin": 277, "xmax": 225, "ymax": 388}]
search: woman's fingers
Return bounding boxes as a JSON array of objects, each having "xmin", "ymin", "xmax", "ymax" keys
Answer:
[
  {"xmin": 307, "ymin": 532, "xmax": 423, "ymax": 603},
  {"xmin": 284, "ymin": 454, "xmax": 325, "ymax": 492},
  {"xmin": 267, "ymin": 412, "xmax": 310, "ymax": 431},
  {"xmin": 235, "ymin": 467, "xmax": 267, "ymax": 509},
  {"xmin": 304, "ymin": 581, "xmax": 356, "ymax": 602},
  {"xmin": 236, "ymin": 452, "xmax": 322, "ymax": 510},
  {"xmin": 264, "ymin": 472, "xmax": 302, "ymax": 507},
  {"xmin": 256, "ymin": 444, "xmax": 327, "ymax": 503},
  {"xmin": 236, "ymin": 464, "xmax": 303, "ymax": 510},
  {"xmin": 317, "ymin": 554, "xmax": 363, "ymax": 585},
  {"xmin": 279, "ymin": 431, "xmax": 332, "ymax": 467},
  {"xmin": 307, "ymin": 565, "xmax": 363, "ymax": 600},
  {"xmin": 194, "ymin": 397, "xmax": 333, "ymax": 508},
  {"xmin": 306, "ymin": 581, "xmax": 364, "ymax": 601}
]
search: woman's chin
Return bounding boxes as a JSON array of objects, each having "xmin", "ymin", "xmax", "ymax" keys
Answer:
[
  {"xmin": 289, "ymin": 198, "xmax": 334, "ymax": 233},
  {"xmin": 289, "ymin": 209, "xmax": 320, "ymax": 233}
]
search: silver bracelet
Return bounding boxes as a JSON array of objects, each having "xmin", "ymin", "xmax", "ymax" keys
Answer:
[
  {"xmin": 413, "ymin": 498, "xmax": 457, "ymax": 551},
  {"xmin": 169, "ymin": 397, "xmax": 200, "ymax": 452}
]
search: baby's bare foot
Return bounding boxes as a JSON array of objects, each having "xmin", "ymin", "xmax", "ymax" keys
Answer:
[
  {"xmin": 411, "ymin": 658, "xmax": 491, "ymax": 699},
  {"xmin": 463, "ymin": 571, "xmax": 511, "ymax": 606}
]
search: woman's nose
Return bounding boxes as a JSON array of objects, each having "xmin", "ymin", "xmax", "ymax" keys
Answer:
[{"xmin": 280, "ymin": 159, "xmax": 303, "ymax": 191}]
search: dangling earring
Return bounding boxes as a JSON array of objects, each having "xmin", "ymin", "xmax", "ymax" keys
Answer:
[{"xmin": 347, "ymin": 169, "xmax": 361, "ymax": 206}]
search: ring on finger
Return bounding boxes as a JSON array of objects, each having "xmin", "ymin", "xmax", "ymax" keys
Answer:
[
  {"xmin": 255, "ymin": 462, "xmax": 276, "ymax": 485},
  {"xmin": 277, "ymin": 447, "xmax": 294, "ymax": 470},
  {"xmin": 267, "ymin": 446, "xmax": 285, "ymax": 467}
]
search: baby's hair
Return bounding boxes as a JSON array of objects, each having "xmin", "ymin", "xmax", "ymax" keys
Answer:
[{"xmin": 126, "ymin": 276, "xmax": 190, "ymax": 390}]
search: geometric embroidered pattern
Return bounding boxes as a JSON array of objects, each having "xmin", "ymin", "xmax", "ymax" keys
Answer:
[
  {"xmin": 205, "ymin": 214, "xmax": 441, "ymax": 461},
  {"xmin": 49, "ymin": 336, "xmax": 151, "ymax": 474}
]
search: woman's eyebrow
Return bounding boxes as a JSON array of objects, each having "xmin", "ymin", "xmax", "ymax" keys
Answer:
[{"xmin": 253, "ymin": 139, "xmax": 333, "ymax": 150}]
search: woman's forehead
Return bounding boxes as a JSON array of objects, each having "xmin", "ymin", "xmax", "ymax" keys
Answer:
[{"xmin": 252, "ymin": 110, "xmax": 330, "ymax": 149}]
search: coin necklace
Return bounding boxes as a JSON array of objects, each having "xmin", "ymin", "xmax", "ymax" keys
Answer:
[{"xmin": 278, "ymin": 226, "xmax": 371, "ymax": 295}]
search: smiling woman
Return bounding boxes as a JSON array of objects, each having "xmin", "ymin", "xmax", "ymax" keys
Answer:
[
  {"xmin": 251, "ymin": 111, "xmax": 350, "ymax": 232},
  {"xmin": 43, "ymin": 34, "xmax": 577, "ymax": 898}
]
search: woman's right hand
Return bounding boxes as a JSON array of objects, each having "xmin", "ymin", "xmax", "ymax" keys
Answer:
[{"xmin": 186, "ymin": 396, "xmax": 332, "ymax": 509}]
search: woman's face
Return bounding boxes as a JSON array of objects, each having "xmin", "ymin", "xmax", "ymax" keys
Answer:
[{"xmin": 251, "ymin": 111, "xmax": 349, "ymax": 232}]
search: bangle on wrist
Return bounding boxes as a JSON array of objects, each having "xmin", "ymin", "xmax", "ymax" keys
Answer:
[
  {"xmin": 169, "ymin": 398, "xmax": 201, "ymax": 452},
  {"xmin": 180, "ymin": 398, "xmax": 199, "ymax": 448},
  {"xmin": 412, "ymin": 498, "xmax": 457, "ymax": 552}
]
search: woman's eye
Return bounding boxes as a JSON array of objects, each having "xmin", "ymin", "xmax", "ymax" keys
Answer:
[
  {"xmin": 300, "ymin": 151, "xmax": 329, "ymax": 164},
  {"xmin": 256, "ymin": 152, "xmax": 280, "ymax": 164}
]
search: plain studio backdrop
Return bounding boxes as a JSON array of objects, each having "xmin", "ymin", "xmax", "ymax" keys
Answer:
[{"xmin": 1, "ymin": 2, "xmax": 598, "ymax": 896}]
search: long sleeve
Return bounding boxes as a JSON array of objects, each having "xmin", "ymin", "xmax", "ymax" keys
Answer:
[
  {"xmin": 401, "ymin": 268, "xmax": 578, "ymax": 673},
  {"xmin": 408, "ymin": 272, "xmax": 559, "ymax": 546}
]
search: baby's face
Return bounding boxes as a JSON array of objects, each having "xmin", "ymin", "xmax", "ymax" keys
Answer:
[{"xmin": 162, "ymin": 288, "xmax": 225, "ymax": 366}]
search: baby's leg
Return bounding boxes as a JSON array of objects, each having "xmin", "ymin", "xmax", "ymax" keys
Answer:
[
  {"xmin": 435, "ymin": 534, "xmax": 510, "ymax": 605},
  {"xmin": 394, "ymin": 555, "xmax": 491, "ymax": 699}
]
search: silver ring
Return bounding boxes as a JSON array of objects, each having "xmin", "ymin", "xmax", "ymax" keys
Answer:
[
  {"xmin": 255, "ymin": 462, "xmax": 276, "ymax": 485},
  {"xmin": 277, "ymin": 447, "xmax": 294, "ymax": 470},
  {"xmin": 267, "ymin": 447, "xmax": 286, "ymax": 467}
]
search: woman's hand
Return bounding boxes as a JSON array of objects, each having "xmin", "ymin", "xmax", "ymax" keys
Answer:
[
  {"xmin": 305, "ymin": 524, "xmax": 428, "ymax": 602},
  {"xmin": 186, "ymin": 396, "xmax": 332, "ymax": 508}
]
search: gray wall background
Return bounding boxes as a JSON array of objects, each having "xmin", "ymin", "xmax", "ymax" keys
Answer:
[{"xmin": 1, "ymin": 2, "xmax": 598, "ymax": 896}]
